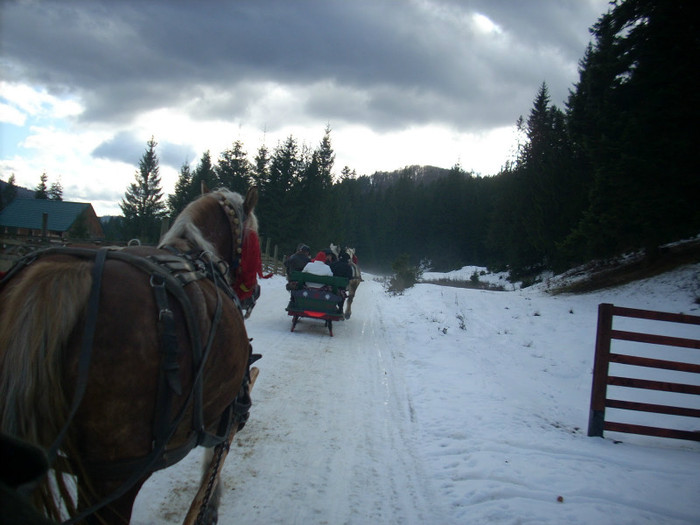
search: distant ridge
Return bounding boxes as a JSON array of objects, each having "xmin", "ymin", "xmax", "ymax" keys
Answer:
[
  {"xmin": 367, "ymin": 165, "xmax": 466, "ymax": 188},
  {"xmin": 0, "ymin": 179, "xmax": 34, "ymax": 199}
]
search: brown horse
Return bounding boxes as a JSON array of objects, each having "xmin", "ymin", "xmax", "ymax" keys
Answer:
[
  {"xmin": 0, "ymin": 187, "xmax": 260, "ymax": 524},
  {"xmin": 343, "ymin": 247, "xmax": 362, "ymax": 320}
]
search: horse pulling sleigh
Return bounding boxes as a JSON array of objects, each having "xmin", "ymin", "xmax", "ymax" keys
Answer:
[{"xmin": 0, "ymin": 187, "xmax": 262, "ymax": 524}]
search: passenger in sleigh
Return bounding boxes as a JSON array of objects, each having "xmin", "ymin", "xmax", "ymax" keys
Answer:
[
  {"xmin": 302, "ymin": 251, "xmax": 333, "ymax": 287},
  {"xmin": 287, "ymin": 251, "xmax": 344, "ymax": 313},
  {"xmin": 286, "ymin": 251, "xmax": 329, "ymax": 309},
  {"xmin": 284, "ymin": 243, "xmax": 311, "ymax": 280},
  {"xmin": 309, "ymin": 251, "xmax": 348, "ymax": 312},
  {"xmin": 330, "ymin": 251, "xmax": 353, "ymax": 282}
]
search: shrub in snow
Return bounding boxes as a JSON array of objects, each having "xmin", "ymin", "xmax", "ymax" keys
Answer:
[{"xmin": 388, "ymin": 254, "xmax": 423, "ymax": 294}]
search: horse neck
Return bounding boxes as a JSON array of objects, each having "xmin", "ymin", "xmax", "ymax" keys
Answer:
[{"xmin": 185, "ymin": 198, "xmax": 235, "ymax": 263}]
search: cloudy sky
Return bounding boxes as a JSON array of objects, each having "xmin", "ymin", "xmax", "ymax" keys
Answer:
[{"xmin": 0, "ymin": 0, "xmax": 609, "ymax": 215}]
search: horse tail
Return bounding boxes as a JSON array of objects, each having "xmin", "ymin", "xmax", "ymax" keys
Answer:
[{"xmin": 0, "ymin": 259, "xmax": 93, "ymax": 446}]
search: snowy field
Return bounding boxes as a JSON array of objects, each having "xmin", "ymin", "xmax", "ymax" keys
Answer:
[{"xmin": 132, "ymin": 263, "xmax": 700, "ymax": 525}]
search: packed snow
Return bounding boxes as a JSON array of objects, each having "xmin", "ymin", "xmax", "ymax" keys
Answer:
[{"xmin": 131, "ymin": 263, "xmax": 700, "ymax": 525}]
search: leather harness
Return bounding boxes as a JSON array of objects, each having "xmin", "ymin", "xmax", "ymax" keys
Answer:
[{"xmin": 1, "ymin": 193, "xmax": 261, "ymax": 524}]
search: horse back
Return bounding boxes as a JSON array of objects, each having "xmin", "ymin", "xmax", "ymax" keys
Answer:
[
  {"xmin": 0, "ymin": 247, "xmax": 250, "ymax": 464},
  {"xmin": 75, "ymin": 247, "xmax": 250, "ymax": 462}
]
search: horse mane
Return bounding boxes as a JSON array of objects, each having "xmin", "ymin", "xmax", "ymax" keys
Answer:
[{"xmin": 159, "ymin": 188, "xmax": 252, "ymax": 254}]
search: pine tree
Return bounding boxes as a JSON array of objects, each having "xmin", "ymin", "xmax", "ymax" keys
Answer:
[
  {"xmin": 486, "ymin": 83, "xmax": 577, "ymax": 275},
  {"xmin": 340, "ymin": 166, "xmax": 356, "ymax": 181},
  {"xmin": 216, "ymin": 140, "xmax": 251, "ymax": 194},
  {"xmin": 263, "ymin": 136, "xmax": 303, "ymax": 253},
  {"xmin": 252, "ymin": 144, "xmax": 270, "ymax": 189},
  {"xmin": 49, "ymin": 179, "xmax": 63, "ymax": 201},
  {"xmin": 296, "ymin": 127, "xmax": 336, "ymax": 247},
  {"xmin": 34, "ymin": 172, "xmax": 49, "ymax": 199},
  {"xmin": 520, "ymin": 83, "xmax": 579, "ymax": 266},
  {"xmin": 168, "ymin": 163, "xmax": 194, "ymax": 219},
  {"xmin": 316, "ymin": 125, "xmax": 335, "ymax": 186},
  {"xmin": 120, "ymin": 137, "xmax": 167, "ymax": 243},
  {"xmin": 191, "ymin": 151, "xmax": 217, "ymax": 194}
]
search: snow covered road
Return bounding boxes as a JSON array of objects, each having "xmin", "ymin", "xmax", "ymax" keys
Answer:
[
  {"xmin": 133, "ymin": 274, "xmax": 446, "ymax": 524},
  {"xmin": 132, "ymin": 267, "xmax": 700, "ymax": 524}
]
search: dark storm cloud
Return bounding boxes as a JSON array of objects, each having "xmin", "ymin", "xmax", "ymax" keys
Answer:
[
  {"xmin": 93, "ymin": 132, "xmax": 195, "ymax": 169},
  {"xmin": 1, "ymin": 0, "xmax": 608, "ymax": 132}
]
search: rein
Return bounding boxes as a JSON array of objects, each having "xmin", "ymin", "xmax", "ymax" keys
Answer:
[{"xmin": 47, "ymin": 247, "xmax": 108, "ymax": 466}]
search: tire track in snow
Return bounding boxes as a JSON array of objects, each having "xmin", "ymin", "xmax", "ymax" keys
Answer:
[{"xmin": 132, "ymin": 276, "xmax": 443, "ymax": 524}]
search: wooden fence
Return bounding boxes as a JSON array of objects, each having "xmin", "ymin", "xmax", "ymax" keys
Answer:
[
  {"xmin": 588, "ymin": 303, "xmax": 700, "ymax": 441},
  {"xmin": 260, "ymin": 237, "xmax": 286, "ymax": 277}
]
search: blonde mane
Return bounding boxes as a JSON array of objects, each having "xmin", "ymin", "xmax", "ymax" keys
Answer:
[{"xmin": 159, "ymin": 189, "xmax": 250, "ymax": 255}]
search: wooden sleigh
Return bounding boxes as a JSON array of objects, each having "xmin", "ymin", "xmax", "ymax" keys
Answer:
[{"xmin": 286, "ymin": 271, "xmax": 349, "ymax": 336}]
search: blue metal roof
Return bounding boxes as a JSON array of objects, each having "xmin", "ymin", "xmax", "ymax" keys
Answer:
[{"xmin": 0, "ymin": 199, "xmax": 92, "ymax": 232}]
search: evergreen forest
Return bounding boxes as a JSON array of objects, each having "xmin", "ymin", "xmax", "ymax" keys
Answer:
[
  {"xmin": 4, "ymin": 0, "xmax": 699, "ymax": 277},
  {"xmin": 173, "ymin": 1, "xmax": 698, "ymax": 275}
]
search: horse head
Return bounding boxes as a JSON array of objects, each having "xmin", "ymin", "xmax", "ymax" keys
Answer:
[{"xmin": 159, "ymin": 186, "xmax": 258, "ymax": 278}]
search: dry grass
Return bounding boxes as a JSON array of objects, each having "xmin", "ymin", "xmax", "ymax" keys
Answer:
[
  {"xmin": 548, "ymin": 239, "xmax": 700, "ymax": 294},
  {"xmin": 420, "ymin": 277, "xmax": 507, "ymax": 291}
]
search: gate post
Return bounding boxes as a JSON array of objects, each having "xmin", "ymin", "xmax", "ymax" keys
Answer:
[{"xmin": 588, "ymin": 303, "xmax": 614, "ymax": 437}]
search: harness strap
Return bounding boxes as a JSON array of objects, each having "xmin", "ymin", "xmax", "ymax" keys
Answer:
[
  {"xmin": 151, "ymin": 274, "xmax": 182, "ymax": 453},
  {"xmin": 47, "ymin": 247, "xmax": 108, "ymax": 466},
  {"xmin": 151, "ymin": 252, "xmax": 205, "ymax": 286},
  {"xmin": 152, "ymin": 245, "xmax": 244, "ymax": 447},
  {"xmin": 60, "ymin": 262, "xmax": 229, "ymax": 524},
  {"xmin": 194, "ymin": 254, "xmax": 227, "ymax": 447}
]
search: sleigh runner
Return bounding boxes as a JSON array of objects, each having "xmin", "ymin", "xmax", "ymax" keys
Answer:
[{"xmin": 286, "ymin": 271, "xmax": 349, "ymax": 336}]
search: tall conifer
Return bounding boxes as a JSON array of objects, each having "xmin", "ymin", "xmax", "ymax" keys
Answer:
[
  {"xmin": 216, "ymin": 140, "xmax": 251, "ymax": 194},
  {"xmin": 120, "ymin": 136, "xmax": 167, "ymax": 243},
  {"xmin": 34, "ymin": 173, "xmax": 49, "ymax": 199}
]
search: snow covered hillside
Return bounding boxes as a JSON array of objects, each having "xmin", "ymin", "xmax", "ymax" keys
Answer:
[{"xmin": 132, "ymin": 263, "xmax": 700, "ymax": 525}]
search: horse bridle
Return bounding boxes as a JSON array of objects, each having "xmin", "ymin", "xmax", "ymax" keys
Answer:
[{"xmin": 212, "ymin": 192, "xmax": 246, "ymax": 279}]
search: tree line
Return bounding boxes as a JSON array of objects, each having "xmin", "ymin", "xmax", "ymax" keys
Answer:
[
  {"xmin": 4, "ymin": 0, "xmax": 698, "ymax": 277},
  {"xmin": 0, "ymin": 173, "xmax": 62, "ymax": 209}
]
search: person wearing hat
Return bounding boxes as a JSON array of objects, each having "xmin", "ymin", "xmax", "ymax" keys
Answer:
[
  {"xmin": 302, "ymin": 250, "xmax": 333, "ymax": 287},
  {"xmin": 284, "ymin": 243, "xmax": 311, "ymax": 280}
]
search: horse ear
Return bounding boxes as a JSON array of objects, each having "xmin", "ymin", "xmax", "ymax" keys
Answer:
[
  {"xmin": 201, "ymin": 181, "xmax": 210, "ymax": 195},
  {"xmin": 244, "ymin": 186, "xmax": 259, "ymax": 215}
]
